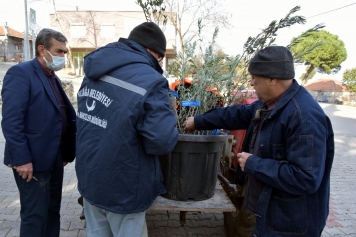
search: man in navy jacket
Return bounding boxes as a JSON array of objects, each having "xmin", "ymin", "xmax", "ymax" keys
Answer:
[
  {"xmin": 76, "ymin": 22, "xmax": 178, "ymax": 237},
  {"xmin": 1, "ymin": 28, "xmax": 76, "ymax": 237},
  {"xmin": 184, "ymin": 46, "xmax": 334, "ymax": 237}
]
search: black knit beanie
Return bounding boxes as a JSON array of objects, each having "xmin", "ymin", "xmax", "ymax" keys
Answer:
[
  {"xmin": 248, "ymin": 46, "xmax": 295, "ymax": 79},
  {"xmin": 128, "ymin": 22, "xmax": 166, "ymax": 57}
]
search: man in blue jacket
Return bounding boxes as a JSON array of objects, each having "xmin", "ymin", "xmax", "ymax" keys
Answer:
[
  {"xmin": 75, "ymin": 22, "xmax": 178, "ymax": 237},
  {"xmin": 184, "ymin": 46, "xmax": 334, "ymax": 237},
  {"xmin": 1, "ymin": 28, "xmax": 76, "ymax": 237}
]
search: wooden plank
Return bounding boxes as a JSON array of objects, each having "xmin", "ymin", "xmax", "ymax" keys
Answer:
[{"xmin": 149, "ymin": 186, "xmax": 236, "ymax": 212}]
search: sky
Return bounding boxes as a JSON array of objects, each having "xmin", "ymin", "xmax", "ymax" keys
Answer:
[{"xmin": 1, "ymin": 0, "xmax": 356, "ymax": 81}]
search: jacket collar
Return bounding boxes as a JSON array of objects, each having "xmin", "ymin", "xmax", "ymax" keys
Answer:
[
  {"xmin": 119, "ymin": 38, "xmax": 163, "ymax": 74},
  {"xmin": 32, "ymin": 58, "xmax": 61, "ymax": 110},
  {"xmin": 267, "ymin": 79, "xmax": 300, "ymax": 118}
]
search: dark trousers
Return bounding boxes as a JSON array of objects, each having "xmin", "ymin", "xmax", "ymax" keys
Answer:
[{"xmin": 13, "ymin": 149, "xmax": 64, "ymax": 237}]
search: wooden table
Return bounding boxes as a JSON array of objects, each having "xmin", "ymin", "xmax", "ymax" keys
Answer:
[{"xmin": 149, "ymin": 182, "xmax": 236, "ymax": 226}]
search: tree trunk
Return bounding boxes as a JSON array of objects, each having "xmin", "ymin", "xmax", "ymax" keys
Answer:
[{"xmin": 302, "ymin": 65, "xmax": 315, "ymax": 85}]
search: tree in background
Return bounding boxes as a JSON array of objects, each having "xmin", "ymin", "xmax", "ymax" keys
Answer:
[
  {"xmin": 290, "ymin": 30, "xmax": 347, "ymax": 85},
  {"xmin": 299, "ymin": 66, "xmax": 316, "ymax": 81},
  {"xmin": 136, "ymin": 0, "xmax": 168, "ymax": 28},
  {"xmin": 164, "ymin": 0, "xmax": 230, "ymax": 53},
  {"xmin": 28, "ymin": 0, "xmax": 79, "ymax": 74},
  {"xmin": 137, "ymin": 0, "xmax": 230, "ymax": 53},
  {"xmin": 71, "ymin": 11, "xmax": 100, "ymax": 49},
  {"xmin": 51, "ymin": 0, "xmax": 76, "ymax": 75},
  {"xmin": 343, "ymin": 67, "xmax": 356, "ymax": 94}
]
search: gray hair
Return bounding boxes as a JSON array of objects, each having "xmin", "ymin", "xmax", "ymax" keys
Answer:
[{"xmin": 35, "ymin": 28, "xmax": 67, "ymax": 56}]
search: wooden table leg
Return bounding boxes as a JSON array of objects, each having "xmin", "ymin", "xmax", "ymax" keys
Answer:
[{"xmin": 180, "ymin": 211, "xmax": 187, "ymax": 227}]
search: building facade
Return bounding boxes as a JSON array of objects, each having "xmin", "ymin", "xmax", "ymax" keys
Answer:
[
  {"xmin": 0, "ymin": 24, "xmax": 34, "ymax": 62},
  {"xmin": 304, "ymin": 78, "xmax": 353, "ymax": 104},
  {"xmin": 50, "ymin": 10, "xmax": 176, "ymax": 76}
]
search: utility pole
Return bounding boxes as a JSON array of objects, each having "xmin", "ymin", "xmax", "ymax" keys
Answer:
[
  {"xmin": 23, "ymin": 0, "xmax": 30, "ymax": 61},
  {"xmin": 32, "ymin": 30, "xmax": 36, "ymax": 58},
  {"xmin": 30, "ymin": 8, "xmax": 37, "ymax": 59},
  {"xmin": 4, "ymin": 22, "xmax": 9, "ymax": 62}
]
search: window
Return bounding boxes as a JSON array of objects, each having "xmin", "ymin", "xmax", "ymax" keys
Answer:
[
  {"xmin": 101, "ymin": 23, "xmax": 115, "ymax": 39},
  {"xmin": 70, "ymin": 23, "xmax": 86, "ymax": 38}
]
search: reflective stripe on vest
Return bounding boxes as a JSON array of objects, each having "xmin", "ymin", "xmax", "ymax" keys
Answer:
[{"xmin": 100, "ymin": 75, "xmax": 147, "ymax": 96}]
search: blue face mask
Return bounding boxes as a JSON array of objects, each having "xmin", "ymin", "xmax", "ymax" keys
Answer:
[{"xmin": 43, "ymin": 50, "xmax": 65, "ymax": 71}]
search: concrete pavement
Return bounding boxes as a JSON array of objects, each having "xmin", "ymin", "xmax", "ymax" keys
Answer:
[{"xmin": 0, "ymin": 62, "xmax": 356, "ymax": 236}]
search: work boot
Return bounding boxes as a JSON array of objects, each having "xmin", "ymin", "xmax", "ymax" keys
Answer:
[
  {"xmin": 78, "ymin": 196, "xmax": 83, "ymax": 206},
  {"xmin": 78, "ymin": 196, "xmax": 85, "ymax": 220},
  {"xmin": 80, "ymin": 208, "xmax": 85, "ymax": 220}
]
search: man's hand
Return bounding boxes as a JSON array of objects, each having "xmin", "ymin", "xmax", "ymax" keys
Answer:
[
  {"xmin": 14, "ymin": 162, "xmax": 33, "ymax": 182},
  {"xmin": 236, "ymin": 152, "xmax": 252, "ymax": 172},
  {"xmin": 183, "ymin": 117, "xmax": 195, "ymax": 132}
]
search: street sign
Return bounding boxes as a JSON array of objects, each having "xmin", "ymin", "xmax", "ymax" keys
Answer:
[{"xmin": 30, "ymin": 8, "xmax": 36, "ymax": 25}]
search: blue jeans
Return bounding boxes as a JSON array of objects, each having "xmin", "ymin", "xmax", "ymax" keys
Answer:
[
  {"xmin": 84, "ymin": 198, "xmax": 148, "ymax": 237},
  {"xmin": 13, "ymin": 148, "xmax": 63, "ymax": 237}
]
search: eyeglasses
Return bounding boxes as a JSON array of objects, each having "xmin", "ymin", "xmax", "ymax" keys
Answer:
[
  {"xmin": 147, "ymin": 49, "xmax": 164, "ymax": 63},
  {"xmin": 158, "ymin": 56, "xmax": 164, "ymax": 63}
]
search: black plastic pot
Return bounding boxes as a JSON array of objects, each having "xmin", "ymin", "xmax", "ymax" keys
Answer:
[{"xmin": 159, "ymin": 134, "xmax": 227, "ymax": 201}]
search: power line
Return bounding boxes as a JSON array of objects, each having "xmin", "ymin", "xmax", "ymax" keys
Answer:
[
  {"xmin": 228, "ymin": 3, "xmax": 356, "ymax": 31},
  {"xmin": 0, "ymin": 9, "xmax": 25, "ymax": 26},
  {"xmin": 307, "ymin": 3, "xmax": 356, "ymax": 19}
]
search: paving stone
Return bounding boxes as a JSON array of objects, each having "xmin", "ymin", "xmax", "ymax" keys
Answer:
[
  {"xmin": 197, "ymin": 235, "xmax": 225, "ymax": 237},
  {"xmin": 0, "ymin": 208, "xmax": 14, "ymax": 215},
  {"xmin": 337, "ymin": 227, "xmax": 356, "ymax": 235},
  {"xmin": 4, "ymin": 228, "xmax": 19, "ymax": 237},
  {"xmin": 0, "ymin": 221, "xmax": 19, "ymax": 229},
  {"xmin": 338, "ymin": 219, "xmax": 356, "ymax": 227},
  {"xmin": 197, "ymin": 213, "xmax": 215, "ymax": 220},
  {"xmin": 209, "ymin": 220, "xmax": 224, "ymax": 228},
  {"xmin": 146, "ymin": 214, "xmax": 163, "ymax": 221},
  {"xmin": 147, "ymin": 220, "xmax": 154, "ymax": 229},
  {"xmin": 0, "ymin": 214, "xmax": 18, "ymax": 222},
  {"xmin": 60, "ymin": 208, "xmax": 76, "ymax": 216},
  {"xmin": 191, "ymin": 220, "xmax": 212, "ymax": 228},
  {"xmin": 67, "ymin": 202, "xmax": 82, "ymax": 209},
  {"xmin": 60, "ymin": 221, "xmax": 70, "ymax": 231},
  {"xmin": 0, "ymin": 201, "xmax": 11, "ymax": 209},
  {"xmin": 69, "ymin": 221, "xmax": 86, "ymax": 231},
  {"xmin": 10, "ymin": 208, "xmax": 19, "ymax": 215},
  {"xmin": 59, "ymin": 229, "xmax": 79, "ymax": 237},
  {"xmin": 147, "ymin": 210, "xmax": 167, "ymax": 215},
  {"xmin": 0, "ymin": 228, "xmax": 11, "ymax": 237},
  {"xmin": 74, "ymin": 208, "xmax": 83, "ymax": 217},
  {"xmin": 323, "ymin": 227, "xmax": 347, "ymax": 236},
  {"xmin": 6, "ymin": 202, "xmax": 20, "ymax": 209},
  {"xmin": 78, "ymin": 229, "xmax": 87, "ymax": 237},
  {"xmin": 165, "ymin": 227, "xmax": 187, "ymax": 237},
  {"xmin": 204, "ymin": 227, "xmax": 226, "ymax": 236},
  {"xmin": 62, "ymin": 214, "xmax": 82, "ymax": 222},
  {"xmin": 213, "ymin": 213, "xmax": 224, "ymax": 220},
  {"xmin": 180, "ymin": 220, "xmax": 194, "ymax": 228},
  {"xmin": 185, "ymin": 212, "xmax": 200, "ymax": 220},
  {"xmin": 184, "ymin": 226, "xmax": 206, "ymax": 235},
  {"xmin": 167, "ymin": 212, "xmax": 181, "ymax": 221},
  {"xmin": 321, "ymin": 230, "xmax": 332, "ymax": 237},
  {"xmin": 148, "ymin": 226, "xmax": 166, "ymax": 236},
  {"xmin": 153, "ymin": 220, "xmax": 173, "ymax": 228},
  {"xmin": 326, "ymin": 219, "xmax": 343, "ymax": 228}
]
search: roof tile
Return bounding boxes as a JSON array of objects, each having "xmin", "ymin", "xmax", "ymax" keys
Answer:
[{"xmin": 304, "ymin": 78, "xmax": 348, "ymax": 92}]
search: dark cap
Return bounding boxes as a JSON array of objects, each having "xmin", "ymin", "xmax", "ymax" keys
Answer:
[
  {"xmin": 128, "ymin": 22, "xmax": 166, "ymax": 57},
  {"xmin": 248, "ymin": 46, "xmax": 295, "ymax": 79}
]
